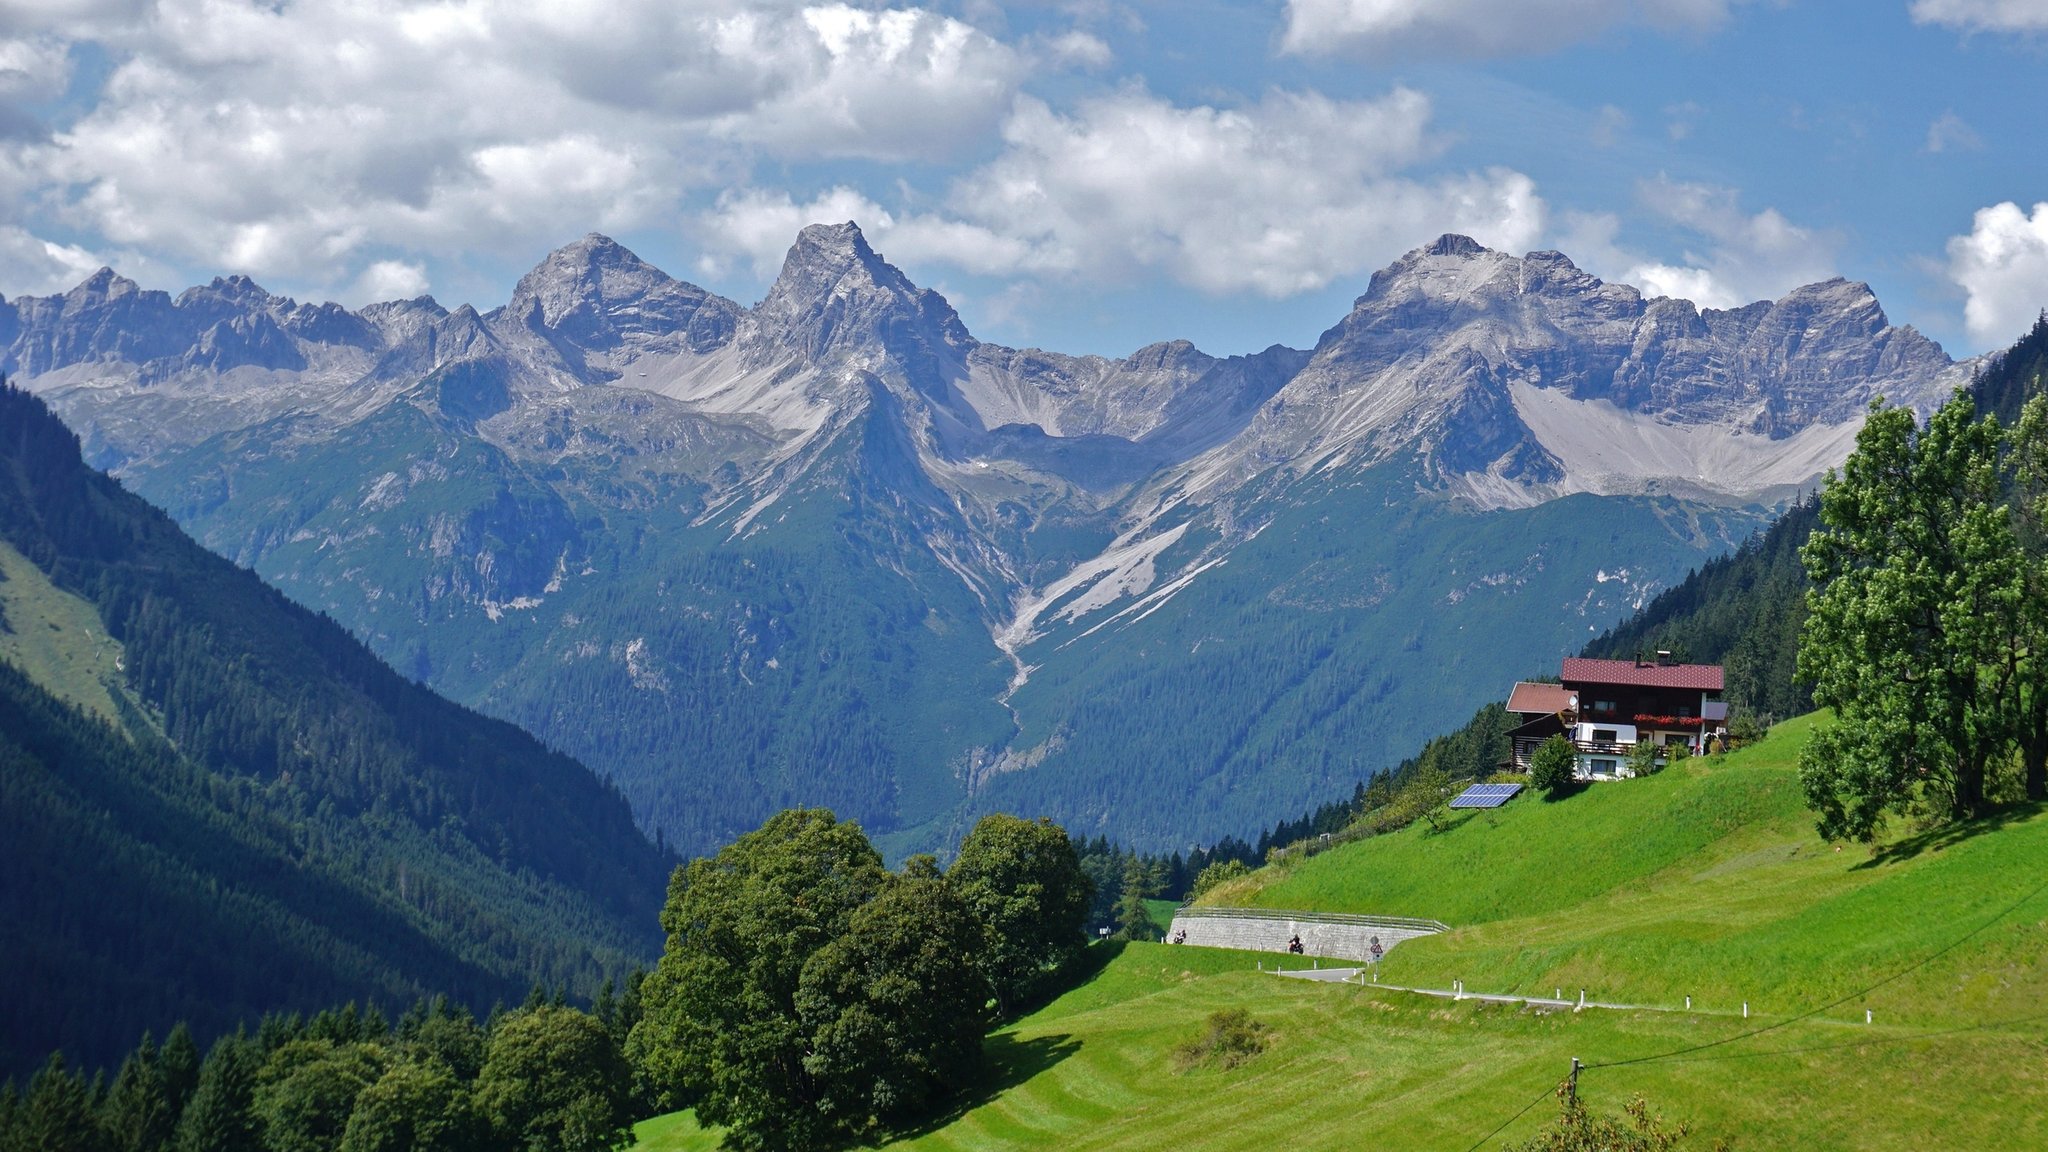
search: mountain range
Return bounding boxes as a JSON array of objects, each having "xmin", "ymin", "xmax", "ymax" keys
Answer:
[{"xmin": 3, "ymin": 225, "xmax": 1969, "ymax": 855}]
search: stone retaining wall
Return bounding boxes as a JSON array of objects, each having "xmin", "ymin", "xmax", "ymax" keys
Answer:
[{"xmin": 1164, "ymin": 908, "xmax": 1446, "ymax": 962}]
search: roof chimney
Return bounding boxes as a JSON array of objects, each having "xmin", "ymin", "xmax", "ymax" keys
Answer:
[{"xmin": 1656, "ymin": 650, "xmax": 1674, "ymax": 666}]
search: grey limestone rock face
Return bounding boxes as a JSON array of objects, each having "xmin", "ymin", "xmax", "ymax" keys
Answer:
[
  {"xmin": 1200, "ymin": 235, "xmax": 1961, "ymax": 507},
  {"xmin": 744, "ymin": 221, "xmax": 974, "ymax": 390},
  {"xmin": 498, "ymin": 233, "xmax": 740, "ymax": 366}
]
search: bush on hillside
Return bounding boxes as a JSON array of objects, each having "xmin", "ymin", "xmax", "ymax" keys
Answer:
[
  {"xmin": 1507, "ymin": 1085, "xmax": 1722, "ymax": 1151},
  {"xmin": 1172, "ymin": 1010, "xmax": 1269, "ymax": 1072},
  {"xmin": 1191, "ymin": 859, "xmax": 1251, "ymax": 900},
  {"xmin": 1726, "ymin": 711, "xmax": 1770, "ymax": 748},
  {"xmin": 1531, "ymin": 735, "xmax": 1578, "ymax": 795},
  {"xmin": 1626, "ymin": 740, "xmax": 1660, "ymax": 778}
]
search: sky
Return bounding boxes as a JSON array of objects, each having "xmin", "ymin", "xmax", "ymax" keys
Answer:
[{"xmin": 3, "ymin": 0, "xmax": 2048, "ymax": 359}]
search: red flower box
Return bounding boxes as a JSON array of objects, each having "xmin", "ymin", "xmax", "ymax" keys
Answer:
[{"xmin": 1632, "ymin": 714, "xmax": 1704, "ymax": 728}]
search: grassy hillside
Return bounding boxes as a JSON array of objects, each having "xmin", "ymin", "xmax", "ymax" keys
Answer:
[
  {"xmin": 0, "ymin": 538, "xmax": 141, "ymax": 728},
  {"xmin": 636, "ymin": 716, "xmax": 2048, "ymax": 1150}
]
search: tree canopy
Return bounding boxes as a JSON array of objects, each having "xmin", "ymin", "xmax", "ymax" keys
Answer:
[
  {"xmin": 1798, "ymin": 393, "xmax": 2032, "ymax": 839},
  {"xmin": 949, "ymin": 814, "xmax": 1092, "ymax": 1014}
]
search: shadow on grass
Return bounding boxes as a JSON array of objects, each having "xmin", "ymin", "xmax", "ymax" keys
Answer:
[
  {"xmin": 991, "ymin": 939, "xmax": 1126, "ymax": 1025},
  {"xmin": 1422, "ymin": 809, "xmax": 1479, "ymax": 835},
  {"xmin": 892, "ymin": 1031, "xmax": 1083, "ymax": 1140},
  {"xmin": 1856, "ymin": 801, "xmax": 2045, "ymax": 869}
]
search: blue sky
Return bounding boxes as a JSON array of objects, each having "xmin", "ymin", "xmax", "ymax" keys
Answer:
[{"xmin": 3, "ymin": 1, "xmax": 2047, "ymax": 360}]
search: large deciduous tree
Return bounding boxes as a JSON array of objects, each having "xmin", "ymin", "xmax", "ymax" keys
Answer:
[
  {"xmin": 1798, "ymin": 394, "xmax": 2026, "ymax": 839},
  {"xmin": 795, "ymin": 872, "xmax": 986, "ymax": 1139},
  {"xmin": 337, "ymin": 1059, "xmax": 486, "ymax": 1152},
  {"xmin": 2005, "ymin": 394, "xmax": 2048, "ymax": 801},
  {"xmin": 474, "ymin": 1005, "xmax": 634, "ymax": 1152},
  {"xmin": 948, "ymin": 814, "xmax": 1092, "ymax": 1014},
  {"xmin": 629, "ymin": 809, "xmax": 888, "ymax": 1151}
]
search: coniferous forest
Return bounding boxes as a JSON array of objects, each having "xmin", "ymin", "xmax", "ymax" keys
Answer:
[{"xmin": 0, "ymin": 383, "xmax": 673, "ymax": 1078}]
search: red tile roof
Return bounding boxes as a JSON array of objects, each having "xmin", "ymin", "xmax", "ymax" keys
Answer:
[
  {"xmin": 1506, "ymin": 681, "xmax": 1575, "ymax": 715},
  {"xmin": 1561, "ymin": 657, "xmax": 1724, "ymax": 692}
]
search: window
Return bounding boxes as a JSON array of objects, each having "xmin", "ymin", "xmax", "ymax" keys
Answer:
[
  {"xmin": 1591, "ymin": 699, "xmax": 1618, "ymax": 715},
  {"xmin": 1591, "ymin": 728, "xmax": 1618, "ymax": 743}
]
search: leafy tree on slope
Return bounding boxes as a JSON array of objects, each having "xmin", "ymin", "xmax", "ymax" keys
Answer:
[
  {"xmin": 475, "ymin": 1006, "xmax": 633, "ymax": 1152},
  {"xmin": 794, "ymin": 871, "xmax": 986, "ymax": 1140},
  {"xmin": 1798, "ymin": 394, "xmax": 2024, "ymax": 839},
  {"xmin": 949, "ymin": 814, "xmax": 1092, "ymax": 1014},
  {"xmin": 629, "ymin": 809, "xmax": 887, "ymax": 1150}
]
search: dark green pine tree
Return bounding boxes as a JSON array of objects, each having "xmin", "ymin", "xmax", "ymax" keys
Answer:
[
  {"xmin": 173, "ymin": 1037, "xmax": 262, "ymax": 1152},
  {"xmin": 159, "ymin": 1026, "xmax": 202, "ymax": 1122},
  {"xmin": 16, "ymin": 1053, "xmax": 103, "ymax": 1152},
  {"xmin": 1114, "ymin": 855, "xmax": 1157, "ymax": 941},
  {"xmin": 102, "ymin": 1034, "xmax": 176, "ymax": 1152}
]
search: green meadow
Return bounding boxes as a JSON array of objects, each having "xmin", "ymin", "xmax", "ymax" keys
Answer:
[{"xmin": 637, "ymin": 717, "xmax": 2048, "ymax": 1149}]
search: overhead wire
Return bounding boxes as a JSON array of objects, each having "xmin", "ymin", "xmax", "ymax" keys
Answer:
[
  {"xmin": 1458, "ymin": 1077, "xmax": 1568, "ymax": 1152},
  {"xmin": 1459, "ymin": 848, "xmax": 2048, "ymax": 1148},
  {"xmin": 1583, "ymin": 864, "xmax": 2048, "ymax": 1071}
]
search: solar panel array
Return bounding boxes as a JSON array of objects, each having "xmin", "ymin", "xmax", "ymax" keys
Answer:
[{"xmin": 1449, "ymin": 782, "xmax": 1524, "ymax": 809}]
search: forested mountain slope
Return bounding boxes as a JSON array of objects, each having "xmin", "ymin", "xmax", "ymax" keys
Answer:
[{"xmin": 0, "ymin": 383, "xmax": 673, "ymax": 1077}]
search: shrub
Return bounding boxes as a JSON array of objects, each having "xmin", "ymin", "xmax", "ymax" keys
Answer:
[
  {"xmin": 1172, "ymin": 1010, "xmax": 1270, "ymax": 1072},
  {"xmin": 1626, "ymin": 740, "xmax": 1660, "ymax": 778},
  {"xmin": 1531, "ymin": 735, "xmax": 1578, "ymax": 795},
  {"xmin": 1191, "ymin": 860, "xmax": 1251, "ymax": 900},
  {"xmin": 1506, "ymin": 1086, "xmax": 1720, "ymax": 1151},
  {"xmin": 1726, "ymin": 711, "xmax": 1771, "ymax": 748}
]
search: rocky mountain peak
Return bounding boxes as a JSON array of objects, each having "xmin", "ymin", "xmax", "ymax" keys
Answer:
[
  {"xmin": 503, "ymin": 233, "xmax": 738, "ymax": 359},
  {"xmin": 749, "ymin": 221, "xmax": 971, "ymax": 371},
  {"xmin": 760, "ymin": 222, "xmax": 909, "ymax": 315},
  {"xmin": 1120, "ymin": 339, "xmax": 1213, "ymax": 373},
  {"xmin": 507, "ymin": 234, "xmax": 671, "ymax": 325},
  {"xmin": 66, "ymin": 267, "xmax": 144, "ymax": 307},
  {"xmin": 178, "ymin": 274, "xmax": 273, "ymax": 309},
  {"xmin": 1425, "ymin": 233, "xmax": 1488, "ymax": 258}
]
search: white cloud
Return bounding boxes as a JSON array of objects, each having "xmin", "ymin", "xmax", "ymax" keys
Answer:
[
  {"xmin": 3, "ymin": 1, "xmax": 1028, "ymax": 292},
  {"xmin": 705, "ymin": 88, "xmax": 1547, "ymax": 298},
  {"xmin": 1035, "ymin": 29, "xmax": 1113, "ymax": 69},
  {"xmin": 0, "ymin": 225, "xmax": 105, "ymax": 296},
  {"xmin": 1925, "ymin": 111, "xmax": 1984, "ymax": 153},
  {"xmin": 1946, "ymin": 201, "xmax": 2048, "ymax": 342},
  {"xmin": 1280, "ymin": 0, "xmax": 1736, "ymax": 58},
  {"xmin": 1560, "ymin": 179, "xmax": 1836, "ymax": 309},
  {"xmin": 352, "ymin": 259, "xmax": 431, "ymax": 304},
  {"xmin": 0, "ymin": 35, "xmax": 71, "ymax": 99},
  {"xmin": 1910, "ymin": 0, "xmax": 2048, "ymax": 32}
]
